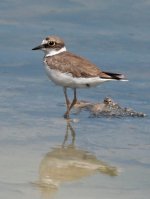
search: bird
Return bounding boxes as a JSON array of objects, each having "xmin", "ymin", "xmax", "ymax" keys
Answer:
[{"xmin": 32, "ymin": 35, "xmax": 127, "ymax": 119}]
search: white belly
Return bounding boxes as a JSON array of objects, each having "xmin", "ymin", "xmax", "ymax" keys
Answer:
[{"xmin": 44, "ymin": 64, "xmax": 112, "ymax": 88}]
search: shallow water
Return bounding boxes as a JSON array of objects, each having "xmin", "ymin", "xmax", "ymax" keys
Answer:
[{"xmin": 0, "ymin": 0, "xmax": 150, "ymax": 199}]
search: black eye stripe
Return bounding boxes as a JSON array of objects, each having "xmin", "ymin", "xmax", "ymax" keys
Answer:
[
  {"xmin": 43, "ymin": 44, "xmax": 50, "ymax": 48},
  {"xmin": 43, "ymin": 42, "xmax": 64, "ymax": 49}
]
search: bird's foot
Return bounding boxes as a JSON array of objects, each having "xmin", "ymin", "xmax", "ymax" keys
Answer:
[{"xmin": 64, "ymin": 112, "xmax": 70, "ymax": 120}]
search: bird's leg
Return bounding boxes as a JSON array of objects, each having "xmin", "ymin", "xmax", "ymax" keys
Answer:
[
  {"xmin": 63, "ymin": 88, "xmax": 77, "ymax": 119},
  {"xmin": 63, "ymin": 87, "xmax": 70, "ymax": 119},
  {"xmin": 69, "ymin": 88, "xmax": 77, "ymax": 111}
]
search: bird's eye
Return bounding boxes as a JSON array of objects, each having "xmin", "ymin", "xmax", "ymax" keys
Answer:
[{"xmin": 48, "ymin": 41, "xmax": 55, "ymax": 46}]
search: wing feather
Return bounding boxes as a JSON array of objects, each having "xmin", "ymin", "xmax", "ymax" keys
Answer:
[{"xmin": 45, "ymin": 52, "xmax": 124, "ymax": 80}]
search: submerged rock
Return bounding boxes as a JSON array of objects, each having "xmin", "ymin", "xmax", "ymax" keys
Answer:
[{"xmin": 74, "ymin": 97, "xmax": 146, "ymax": 118}]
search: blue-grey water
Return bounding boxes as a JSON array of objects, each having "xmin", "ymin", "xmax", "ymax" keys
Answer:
[{"xmin": 0, "ymin": 0, "xmax": 150, "ymax": 199}]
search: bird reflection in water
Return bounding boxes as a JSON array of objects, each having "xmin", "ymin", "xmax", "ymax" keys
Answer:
[{"xmin": 36, "ymin": 122, "xmax": 118, "ymax": 198}]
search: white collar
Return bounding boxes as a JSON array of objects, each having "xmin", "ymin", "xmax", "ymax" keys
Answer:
[{"xmin": 45, "ymin": 46, "xmax": 67, "ymax": 57}]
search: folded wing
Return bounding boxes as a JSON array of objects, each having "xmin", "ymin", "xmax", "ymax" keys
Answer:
[{"xmin": 45, "ymin": 52, "xmax": 126, "ymax": 80}]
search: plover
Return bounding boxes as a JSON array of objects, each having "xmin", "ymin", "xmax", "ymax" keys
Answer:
[{"xmin": 32, "ymin": 35, "xmax": 127, "ymax": 119}]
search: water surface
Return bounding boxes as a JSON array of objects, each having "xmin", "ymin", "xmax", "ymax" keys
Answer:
[{"xmin": 0, "ymin": 0, "xmax": 150, "ymax": 199}]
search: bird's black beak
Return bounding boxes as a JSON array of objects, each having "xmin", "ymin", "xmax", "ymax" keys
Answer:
[{"xmin": 32, "ymin": 44, "xmax": 43, "ymax": 50}]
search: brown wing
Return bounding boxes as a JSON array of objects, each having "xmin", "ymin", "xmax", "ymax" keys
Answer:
[
  {"xmin": 45, "ymin": 51, "xmax": 111, "ymax": 78},
  {"xmin": 45, "ymin": 51, "xmax": 126, "ymax": 80}
]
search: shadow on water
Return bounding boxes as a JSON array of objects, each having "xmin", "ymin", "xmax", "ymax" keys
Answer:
[{"xmin": 35, "ymin": 121, "xmax": 118, "ymax": 198}]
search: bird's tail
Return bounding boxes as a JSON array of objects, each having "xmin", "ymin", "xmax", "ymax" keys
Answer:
[{"xmin": 101, "ymin": 71, "xmax": 128, "ymax": 81}]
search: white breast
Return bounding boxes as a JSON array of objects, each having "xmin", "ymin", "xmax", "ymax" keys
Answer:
[{"xmin": 44, "ymin": 63, "xmax": 113, "ymax": 88}]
